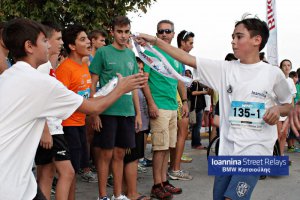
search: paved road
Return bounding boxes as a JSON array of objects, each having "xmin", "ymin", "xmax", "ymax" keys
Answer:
[{"xmin": 73, "ymin": 137, "xmax": 300, "ymax": 200}]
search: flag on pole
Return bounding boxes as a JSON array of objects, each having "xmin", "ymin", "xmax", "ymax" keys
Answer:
[{"xmin": 266, "ymin": 0, "xmax": 278, "ymax": 66}]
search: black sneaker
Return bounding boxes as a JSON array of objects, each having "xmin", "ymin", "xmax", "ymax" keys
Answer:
[
  {"xmin": 151, "ymin": 186, "xmax": 173, "ymax": 200},
  {"xmin": 163, "ymin": 181, "xmax": 182, "ymax": 195}
]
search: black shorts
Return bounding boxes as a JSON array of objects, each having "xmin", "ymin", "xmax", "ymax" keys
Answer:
[
  {"xmin": 124, "ymin": 130, "xmax": 147, "ymax": 164},
  {"xmin": 35, "ymin": 134, "xmax": 70, "ymax": 165},
  {"xmin": 63, "ymin": 126, "xmax": 88, "ymax": 172},
  {"xmin": 93, "ymin": 115, "xmax": 135, "ymax": 149},
  {"xmin": 288, "ymin": 128, "xmax": 298, "ymax": 140}
]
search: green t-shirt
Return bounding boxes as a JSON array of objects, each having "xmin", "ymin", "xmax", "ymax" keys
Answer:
[
  {"xmin": 295, "ymin": 83, "xmax": 300, "ymax": 103},
  {"xmin": 89, "ymin": 45, "xmax": 138, "ymax": 116},
  {"xmin": 144, "ymin": 46, "xmax": 183, "ymax": 110}
]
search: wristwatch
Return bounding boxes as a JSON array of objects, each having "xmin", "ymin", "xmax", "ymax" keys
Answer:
[{"xmin": 182, "ymin": 99, "xmax": 188, "ymax": 104}]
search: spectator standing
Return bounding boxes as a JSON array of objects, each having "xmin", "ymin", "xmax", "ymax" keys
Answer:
[
  {"xmin": 277, "ymin": 59, "xmax": 296, "ymax": 155},
  {"xmin": 143, "ymin": 20, "xmax": 186, "ymax": 200},
  {"xmin": 55, "ymin": 24, "xmax": 97, "ymax": 200},
  {"xmin": 89, "ymin": 16, "xmax": 140, "ymax": 200}
]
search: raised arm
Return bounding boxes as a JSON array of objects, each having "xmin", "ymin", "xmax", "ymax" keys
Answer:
[
  {"xmin": 78, "ymin": 73, "xmax": 147, "ymax": 116},
  {"xmin": 135, "ymin": 33, "xmax": 197, "ymax": 68}
]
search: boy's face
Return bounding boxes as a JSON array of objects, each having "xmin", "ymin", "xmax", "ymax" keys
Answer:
[
  {"xmin": 93, "ymin": 35, "xmax": 106, "ymax": 49},
  {"xmin": 231, "ymin": 24, "xmax": 261, "ymax": 61},
  {"xmin": 48, "ymin": 30, "xmax": 63, "ymax": 56},
  {"xmin": 111, "ymin": 24, "xmax": 131, "ymax": 48},
  {"xmin": 138, "ymin": 61, "xmax": 144, "ymax": 72},
  {"xmin": 70, "ymin": 31, "xmax": 91, "ymax": 57},
  {"xmin": 32, "ymin": 32, "xmax": 49, "ymax": 67},
  {"xmin": 185, "ymin": 70, "xmax": 192, "ymax": 78}
]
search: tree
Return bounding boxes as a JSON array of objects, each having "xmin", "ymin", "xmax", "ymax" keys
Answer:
[{"xmin": 0, "ymin": 0, "xmax": 156, "ymax": 30}]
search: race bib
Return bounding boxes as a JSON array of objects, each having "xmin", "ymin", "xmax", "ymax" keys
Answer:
[
  {"xmin": 78, "ymin": 88, "xmax": 90, "ymax": 99},
  {"xmin": 229, "ymin": 101, "xmax": 266, "ymax": 130}
]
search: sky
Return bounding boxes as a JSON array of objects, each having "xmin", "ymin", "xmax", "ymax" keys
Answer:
[{"xmin": 128, "ymin": 0, "xmax": 300, "ymax": 71}]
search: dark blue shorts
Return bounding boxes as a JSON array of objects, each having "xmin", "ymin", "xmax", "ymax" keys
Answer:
[
  {"xmin": 93, "ymin": 115, "xmax": 135, "ymax": 149},
  {"xmin": 213, "ymin": 175, "xmax": 259, "ymax": 200}
]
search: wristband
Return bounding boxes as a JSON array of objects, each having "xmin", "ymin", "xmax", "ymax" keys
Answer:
[{"xmin": 182, "ymin": 99, "xmax": 188, "ymax": 104}]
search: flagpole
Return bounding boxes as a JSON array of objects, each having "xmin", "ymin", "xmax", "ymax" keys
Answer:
[{"xmin": 266, "ymin": 0, "xmax": 278, "ymax": 66}]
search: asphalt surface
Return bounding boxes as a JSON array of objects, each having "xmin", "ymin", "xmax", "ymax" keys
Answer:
[{"xmin": 70, "ymin": 134, "xmax": 300, "ymax": 200}]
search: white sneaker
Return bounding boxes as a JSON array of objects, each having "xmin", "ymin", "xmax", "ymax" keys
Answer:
[
  {"xmin": 111, "ymin": 194, "xmax": 130, "ymax": 200},
  {"xmin": 168, "ymin": 170, "xmax": 193, "ymax": 181},
  {"xmin": 81, "ymin": 171, "xmax": 98, "ymax": 183}
]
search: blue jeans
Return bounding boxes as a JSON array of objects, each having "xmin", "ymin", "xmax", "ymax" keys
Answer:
[
  {"xmin": 213, "ymin": 175, "xmax": 259, "ymax": 200},
  {"xmin": 191, "ymin": 110, "xmax": 203, "ymax": 147}
]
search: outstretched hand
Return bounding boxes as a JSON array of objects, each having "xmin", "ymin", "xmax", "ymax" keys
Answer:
[
  {"xmin": 116, "ymin": 73, "xmax": 148, "ymax": 94},
  {"xmin": 132, "ymin": 33, "xmax": 156, "ymax": 46}
]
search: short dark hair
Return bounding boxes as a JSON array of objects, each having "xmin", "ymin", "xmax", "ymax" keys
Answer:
[
  {"xmin": 62, "ymin": 24, "xmax": 86, "ymax": 54},
  {"xmin": 177, "ymin": 30, "xmax": 194, "ymax": 47},
  {"xmin": 111, "ymin": 16, "xmax": 131, "ymax": 30},
  {"xmin": 289, "ymin": 71, "xmax": 297, "ymax": 79},
  {"xmin": 185, "ymin": 69, "xmax": 192, "ymax": 74},
  {"xmin": 88, "ymin": 29, "xmax": 107, "ymax": 41},
  {"xmin": 157, "ymin": 20, "xmax": 174, "ymax": 32},
  {"xmin": 41, "ymin": 21, "xmax": 62, "ymax": 38},
  {"xmin": 224, "ymin": 53, "xmax": 238, "ymax": 61},
  {"xmin": 235, "ymin": 17, "xmax": 269, "ymax": 51},
  {"xmin": 279, "ymin": 59, "xmax": 292, "ymax": 69},
  {"xmin": 2, "ymin": 18, "xmax": 46, "ymax": 59},
  {"xmin": 136, "ymin": 56, "xmax": 143, "ymax": 64}
]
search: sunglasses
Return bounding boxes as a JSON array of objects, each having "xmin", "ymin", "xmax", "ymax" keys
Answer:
[{"xmin": 157, "ymin": 29, "xmax": 173, "ymax": 34}]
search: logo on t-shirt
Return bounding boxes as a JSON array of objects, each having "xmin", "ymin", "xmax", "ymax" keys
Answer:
[
  {"xmin": 173, "ymin": 60, "xmax": 180, "ymax": 70},
  {"xmin": 127, "ymin": 61, "xmax": 134, "ymax": 71},
  {"xmin": 251, "ymin": 90, "xmax": 267, "ymax": 99}
]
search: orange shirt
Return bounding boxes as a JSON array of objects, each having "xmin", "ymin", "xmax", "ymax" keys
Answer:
[{"xmin": 56, "ymin": 58, "xmax": 91, "ymax": 126}]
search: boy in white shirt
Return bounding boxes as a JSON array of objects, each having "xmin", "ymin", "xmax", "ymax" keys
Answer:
[
  {"xmin": 135, "ymin": 16, "xmax": 292, "ymax": 200},
  {"xmin": 34, "ymin": 21, "xmax": 75, "ymax": 200}
]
